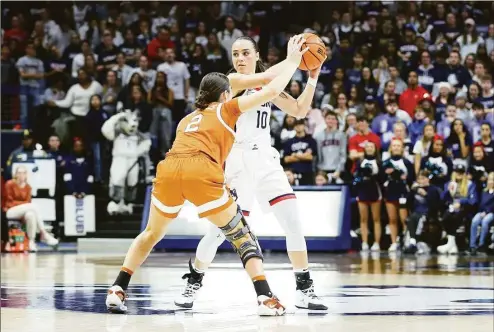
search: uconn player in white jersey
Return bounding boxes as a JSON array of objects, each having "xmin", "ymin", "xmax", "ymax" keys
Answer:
[{"xmin": 175, "ymin": 36, "xmax": 327, "ymax": 310}]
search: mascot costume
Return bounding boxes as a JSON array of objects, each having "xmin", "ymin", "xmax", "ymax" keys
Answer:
[{"xmin": 101, "ymin": 110, "xmax": 151, "ymax": 215}]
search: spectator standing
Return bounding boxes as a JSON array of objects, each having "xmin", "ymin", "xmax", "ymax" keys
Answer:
[
  {"xmin": 282, "ymin": 119, "xmax": 317, "ymax": 185},
  {"xmin": 149, "ymin": 71, "xmax": 174, "ymax": 158},
  {"xmin": 217, "ymin": 16, "xmax": 243, "ymax": 64},
  {"xmin": 436, "ymin": 104, "xmax": 457, "ymax": 139},
  {"xmin": 348, "ymin": 116, "xmax": 381, "ymax": 166},
  {"xmin": 85, "ymin": 95, "xmax": 108, "ymax": 182},
  {"xmin": 157, "ymin": 48, "xmax": 191, "ymax": 123},
  {"xmin": 478, "ymin": 74, "xmax": 494, "ymax": 112},
  {"xmin": 111, "ymin": 52, "xmax": 132, "ymax": 86},
  {"xmin": 478, "ymin": 123, "xmax": 494, "ymax": 164},
  {"xmin": 446, "ymin": 119, "xmax": 472, "ymax": 161},
  {"xmin": 16, "ymin": 40, "xmax": 45, "ymax": 129},
  {"xmin": 353, "ymin": 141, "xmax": 382, "ymax": 252},
  {"xmin": 101, "ymin": 70, "xmax": 121, "ymax": 116},
  {"xmin": 147, "ymin": 27, "xmax": 175, "ymax": 63},
  {"xmin": 456, "ymin": 18, "xmax": 484, "ymax": 60},
  {"xmin": 47, "ymin": 68, "xmax": 103, "ymax": 142},
  {"xmin": 63, "ymin": 138, "xmax": 94, "ymax": 196},
  {"xmin": 204, "ymin": 33, "xmax": 229, "ymax": 74},
  {"xmin": 314, "ymin": 111, "xmax": 347, "ymax": 183},
  {"xmin": 131, "ymin": 55, "xmax": 156, "ymax": 92},
  {"xmin": 120, "ymin": 28, "xmax": 141, "ymax": 67},
  {"xmin": 447, "ymin": 50, "xmax": 471, "ymax": 93},
  {"xmin": 382, "ymin": 138, "xmax": 415, "ymax": 252},
  {"xmin": 96, "ymin": 30, "xmax": 120, "ymax": 79},
  {"xmin": 71, "ymin": 40, "xmax": 98, "ymax": 78},
  {"xmin": 399, "ymin": 71, "xmax": 428, "ymax": 118},
  {"xmin": 469, "ymin": 102, "xmax": 494, "ymax": 143}
]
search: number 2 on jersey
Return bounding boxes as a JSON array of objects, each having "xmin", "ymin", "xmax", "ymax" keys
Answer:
[
  {"xmin": 184, "ymin": 114, "xmax": 203, "ymax": 133},
  {"xmin": 256, "ymin": 110, "xmax": 268, "ymax": 129}
]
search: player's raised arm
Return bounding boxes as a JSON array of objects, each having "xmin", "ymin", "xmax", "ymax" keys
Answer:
[
  {"xmin": 236, "ymin": 36, "xmax": 308, "ymax": 114},
  {"xmin": 228, "ymin": 59, "xmax": 293, "ymax": 93},
  {"xmin": 271, "ymin": 61, "xmax": 324, "ymax": 119}
]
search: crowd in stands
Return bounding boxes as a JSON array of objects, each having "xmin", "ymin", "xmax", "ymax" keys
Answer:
[{"xmin": 1, "ymin": 1, "xmax": 494, "ymax": 254}]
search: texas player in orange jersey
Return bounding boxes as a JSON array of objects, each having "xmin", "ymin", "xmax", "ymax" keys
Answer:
[{"xmin": 106, "ymin": 35, "xmax": 309, "ymax": 316}]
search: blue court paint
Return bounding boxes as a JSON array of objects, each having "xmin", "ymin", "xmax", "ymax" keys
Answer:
[{"xmin": 1, "ymin": 284, "xmax": 493, "ymax": 316}]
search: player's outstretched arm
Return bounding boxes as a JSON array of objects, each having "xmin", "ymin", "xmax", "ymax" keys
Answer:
[
  {"xmin": 227, "ymin": 59, "xmax": 292, "ymax": 94},
  {"xmin": 237, "ymin": 36, "xmax": 308, "ymax": 114},
  {"xmin": 272, "ymin": 62, "xmax": 324, "ymax": 119}
]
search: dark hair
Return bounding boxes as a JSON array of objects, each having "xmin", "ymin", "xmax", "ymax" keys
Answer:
[
  {"xmin": 195, "ymin": 72, "xmax": 230, "ymax": 109},
  {"xmin": 418, "ymin": 169, "xmax": 431, "ymax": 179},
  {"xmin": 325, "ymin": 110, "xmax": 337, "ymax": 119}
]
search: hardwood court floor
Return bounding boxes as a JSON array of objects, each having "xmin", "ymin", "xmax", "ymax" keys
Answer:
[{"xmin": 1, "ymin": 251, "xmax": 493, "ymax": 332}]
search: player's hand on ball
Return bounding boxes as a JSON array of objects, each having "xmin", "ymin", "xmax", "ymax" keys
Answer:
[{"xmin": 286, "ymin": 34, "xmax": 308, "ymax": 64}]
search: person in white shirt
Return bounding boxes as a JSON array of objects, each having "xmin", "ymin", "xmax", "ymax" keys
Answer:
[
  {"xmin": 216, "ymin": 16, "xmax": 243, "ymax": 64},
  {"xmin": 47, "ymin": 68, "xmax": 102, "ymax": 117},
  {"xmin": 72, "ymin": 40, "xmax": 98, "ymax": 78},
  {"xmin": 112, "ymin": 52, "xmax": 133, "ymax": 87},
  {"xmin": 129, "ymin": 55, "xmax": 156, "ymax": 92},
  {"xmin": 456, "ymin": 18, "xmax": 484, "ymax": 60},
  {"xmin": 157, "ymin": 48, "xmax": 190, "ymax": 122}
]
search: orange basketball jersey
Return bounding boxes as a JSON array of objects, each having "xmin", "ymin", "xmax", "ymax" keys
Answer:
[{"xmin": 168, "ymin": 99, "xmax": 241, "ymax": 165}]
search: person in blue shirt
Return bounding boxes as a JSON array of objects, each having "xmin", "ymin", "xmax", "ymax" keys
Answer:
[
  {"xmin": 416, "ymin": 51, "xmax": 438, "ymax": 93},
  {"xmin": 469, "ymin": 102, "xmax": 494, "ymax": 143},
  {"xmin": 282, "ymin": 119, "xmax": 317, "ymax": 185},
  {"xmin": 408, "ymin": 108, "xmax": 429, "ymax": 146},
  {"xmin": 469, "ymin": 172, "xmax": 494, "ymax": 255},
  {"xmin": 446, "ymin": 50, "xmax": 471, "ymax": 92},
  {"xmin": 63, "ymin": 138, "xmax": 94, "ymax": 197},
  {"xmin": 5, "ymin": 130, "xmax": 38, "ymax": 180},
  {"xmin": 404, "ymin": 170, "xmax": 442, "ymax": 254},
  {"xmin": 382, "ymin": 138, "xmax": 415, "ymax": 252},
  {"xmin": 345, "ymin": 52, "xmax": 364, "ymax": 87},
  {"xmin": 446, "ymin": 119, "xmax": 472, "ymax": 160},
  {"xmin": 438, "ymin": 164, "xmax": 478, "ymax": 254},
  {"xmin": 477, "ymin": 74, "xmax": 494, "ymax": 111}
]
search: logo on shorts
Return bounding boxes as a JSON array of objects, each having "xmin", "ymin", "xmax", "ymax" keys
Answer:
[{"xmin": 230, "ymin": 189, "xmax": 238, "ymax": 201}]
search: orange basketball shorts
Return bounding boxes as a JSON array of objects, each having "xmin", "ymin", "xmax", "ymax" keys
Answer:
[{"xmin": 151, "ymin": 153, "xmax": 235, "ymax": 219}]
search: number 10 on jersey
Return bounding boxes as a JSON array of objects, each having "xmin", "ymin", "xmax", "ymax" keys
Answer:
[{"xmin": 256, "ymin": 111, "xmax": 268, "ymax": 129}]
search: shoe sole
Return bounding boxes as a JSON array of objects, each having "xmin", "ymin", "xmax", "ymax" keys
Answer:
[
  {"xmin": 107, "ymin": 304, "xmax": 127, "ymax": 314},
  {"xmin": 174, "ymin": 301, "xmax": 193, "ymax": 309},
  {"xmin": 295, "ymin": 303, "xmax": 328, "ymax": 310},
  {"xmin": 257, "ymin": 307, "xmax": 285, "ymax": 316}
]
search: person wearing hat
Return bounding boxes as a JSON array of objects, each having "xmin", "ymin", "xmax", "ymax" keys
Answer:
[
  {"xmin": 5, "ymin": 130, "xmax": 36, "ymax": 180},
  {"xmin": 456, "ymin": 18, "xmax": 484, "ymax": 60},
  {"xmin": 438, "ymin": 162, "xmax": 478, "ymax": 254},
  {"xmin": 282, "ymin": 119, "xmax": 317, "ymax": 185}
]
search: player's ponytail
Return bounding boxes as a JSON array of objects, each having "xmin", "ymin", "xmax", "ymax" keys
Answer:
[{"xmin": 195, "ymin": 72, "xmax": 230, "ymax": 110}]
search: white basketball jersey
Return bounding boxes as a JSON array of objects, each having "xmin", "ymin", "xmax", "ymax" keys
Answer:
[{"xmin": 234, "ymin": 88, "xmax": 272, "ymax": 147}]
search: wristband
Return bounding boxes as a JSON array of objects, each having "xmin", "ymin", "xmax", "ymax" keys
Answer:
[{"xmin": 307, "ymin": 77, "xmax": 318, "ymax": 88}]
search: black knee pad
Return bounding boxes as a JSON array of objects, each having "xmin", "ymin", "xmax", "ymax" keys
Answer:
[{"xmin": 220, "ymin": 207, "xmax": 263, "ymax": 267}]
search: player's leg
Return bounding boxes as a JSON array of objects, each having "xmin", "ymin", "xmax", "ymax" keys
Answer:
[
  {"xmin": 258, "ymin": 150, "xmax": 327, "ymax": 310},
  {"xmin": 183, "ymin": 156, "xmax": 285, "ymax": 316},
  {"xmin": 175, "ymin": 150, "xmax": 255, "ymax": 308},
  {"xmin": 206, "ymin": 201, "xmax": 285, "ymax": 316},
  {"xmin": 107, "ymin": 158, "xmax": 184, "ymax": 313}
]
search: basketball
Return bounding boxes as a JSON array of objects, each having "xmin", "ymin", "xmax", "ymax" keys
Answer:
[{"xmin": 298, "ymin": 33, "xmax": 326, "ymax": 71}]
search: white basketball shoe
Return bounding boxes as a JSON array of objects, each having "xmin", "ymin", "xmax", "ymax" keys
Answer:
[
  {"xmin": 106, "ymin": 285, "xmax": 128, "ymax": 313},
  {"xmin": 257, "ymin": 295, "xmax": 286, "ymax": 316},
  {"xmin": 174, "ymin": 281, "xmax": 202, "ymax": 309},
  {"xmin": 295, "ymin": 283, "xmax": 328, "ymax": 310}
]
